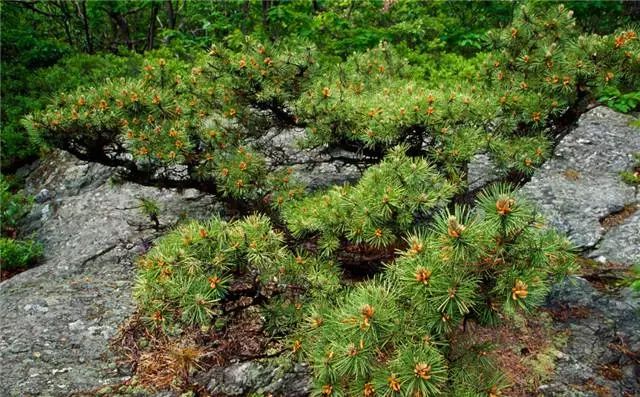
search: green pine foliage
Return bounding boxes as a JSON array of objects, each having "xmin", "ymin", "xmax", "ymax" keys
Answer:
[
  {"xmin": 293, "ymin": 41, "xmax": 491, "ymax": 172},
  {"xmin": 1, "ymin": 52, "xmax": 146, "ymax": 170},
  {"xmin": 26, "ymin": 5, "xmax": 639, "ymax": 193},
  {"xmin": 294, "ymin": 4, "xmax": 639, "ymax": 179},
  {"xmin": 0, "ymin": 0, "xmax": 520, "ymax": 171},
  {"xmin": 483, "ymin": 4, "xmax": 638, "ymax": 128},
  {"xmin": 282, "ymin": 146, "xmax": 455, "ymax": 256},
  {"xmin": 15, "ymin": 3, "xmax": 634, "ymax": 395},
  {"xmin": 24, "ymin": 38, "xmax": 314, "ymax": 202},
  {"xmin": 297, "ymin": 184, "xmax": 576, "ymax": 396},
  {"xmin": 261, "ymin": 253, "xmax": 342, "ymax": 336},
  {"xmin": 133, "ymin": 214, "xmax": 340, "ymax": 329}
]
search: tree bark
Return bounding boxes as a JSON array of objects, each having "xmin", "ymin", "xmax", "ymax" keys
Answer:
[
  {"xmin": 165, "ymin": 0, "xmax": 176, "ymax": 29},
  {"xmin": 146, "ymin": 2, "xmax": 160, "ymax": 50},
  {"xmin": 75, "ymin": 0, "xmax": 93, "ymax": 53},
  {"xmin": 56, "ymin": 0, "xmax": 75, "ymax": 47},
  {"xmin": 262, "ymin": 0, "xmax": 271, "ymax": 29},
  {"xmin": 99, "ymin": 4, "xmax": 135, "ymax": 51},
  {"xmin": 114, "ymin": 12, "xmax": 133, "ymax": 50}
]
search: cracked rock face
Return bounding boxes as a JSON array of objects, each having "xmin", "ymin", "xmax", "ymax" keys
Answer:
[
  {"xmin": 587, "ymin": 208, "xmax": 640, "ymax": 265},
  {"xmin": 521, "ymin": 107, "xmax": 639, "ymax": 254},
  {"xmin": 0, "ymin": 151, "xmax": 220, "ymax": 397},
  {"xmin": 252, "ymin": 127, "xmax": 368, "ymax": 190},
  {"xmin": 195, "ymin": 361, "xmax": 311, "ymax": 397},
  {"xmin": 522, "ymin": 108, "xmax": 640, "ymax": 396},
  {"xmin": 540, "ymin": 278, "xmax": 640, "ymax": 396},
  {"xmin": 467, "ymin": 153, "xmax": 502, "ymax": 191}
]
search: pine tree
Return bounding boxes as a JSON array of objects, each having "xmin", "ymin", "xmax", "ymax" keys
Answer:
[
  {"xmin": 297, "ymin": 184, "xmax": 576, "ymax": 396},
  {"xmin": 133, "ymin": 214, "xmax": 340, "ymax": 329},
  {"xmin": 282, "ymin": 146, "xmax": 455, "ymax": 256},
  {"xmin": 22, "ymin": 4, "xmax": 636, "ymax": 395}
]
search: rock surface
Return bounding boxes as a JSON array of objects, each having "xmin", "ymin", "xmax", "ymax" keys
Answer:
[
  {"xmin": 0, "ymin": 151, "xmax": 220, "ymax": 397},
  {"xmin": 540, "ymin": 278, "xmax": 639, "ymax": 396},
  {"xmin": 519, "ymin": 107, "xmax": 639, "ymax": 396},
  {"xmin": 252, "ymin": 127, "xmax": 368, "ymax": 190},
  {"xmin": 467, "ymin": 153, "xmax": 502, "ymax": 191},
  {"xmin": 521, "ymin": 107, "xmax": 639, "ymax": 251},
  {"xmin": 196, "ymin": 361, "xmax": 311, "ymax": 397},
  {"xmin": 587, "ymin": 209, "xmax": 640, "ymax": 265}
]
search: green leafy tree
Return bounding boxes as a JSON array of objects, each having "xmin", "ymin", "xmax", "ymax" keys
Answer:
[{"xmin": 0, "ymin": 175, "xmax": 43, "ymax": 270}]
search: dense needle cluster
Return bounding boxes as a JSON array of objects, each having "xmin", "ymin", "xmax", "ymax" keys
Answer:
[
  {"xmin": 282, "ymin": 146, "xmax": 456, "ymax": 256},
  {"xmin": 296, "ymin": 184, "xmax": 576, "ymax": 396}
]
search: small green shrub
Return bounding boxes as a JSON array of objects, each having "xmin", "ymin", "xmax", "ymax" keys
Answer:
[
  {"xmin": 130, "ymin": 182, "xmax": 575, "ymax": 395},
  {"xmin": 283, "ymin": 146, "xmax": 455, "ymax": 256},
  {"xmin": 0, "ymin": 238, "xmax": 43, "ymax": 270},
  {"xmin": 631, "ymin": 264, "xmax": 640, "ymax": 292},
  {"xmin": 620, "ymin": 153, "xmax": 640, "ymax": 186},
  {"xmin": 298, "ymin": 184, "xmax": 576, "ymax": 396},
  {"xmin": 0, "ymin": 175, "xmax": 32, "ymax": 232},
  {"xmin": 137, "ymin": 197, "xmax": 161, "ymax": 229},
  {"xmin": 597, "ymin": 87, "xmax": 640, "ymax": 113},
  {"xmin": 0, "ymin": 175, "xmax": 42, "ymax": 271},
  {"xmin": 133, "ymin": 214, "xmax": 340, "ymax": 328}
]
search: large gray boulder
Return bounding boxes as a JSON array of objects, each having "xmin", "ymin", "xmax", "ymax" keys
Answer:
[
  {"xmin": 519, "ymin": 108, "xmax": 640, "ymax": 396},
  {"xmin": 521, "ymin": 107, "xmax": 639, "ymax": 257},
  {"xmin": 0, "ymin": 151, "xmax": 220, "ymax": 396}
]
